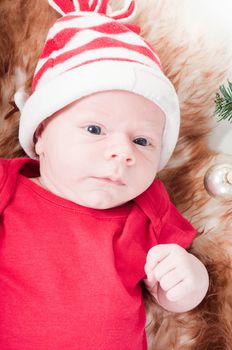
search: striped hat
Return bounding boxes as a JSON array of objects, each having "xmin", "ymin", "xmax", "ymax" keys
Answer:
[{"xmin": 16, "ymin": 0, "xmax": 180, "ymax": 170}]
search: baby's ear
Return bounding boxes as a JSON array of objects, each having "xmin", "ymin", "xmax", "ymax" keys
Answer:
[{"xmin": 34, "ymin": 123, "xmax": 45, "ymax": 156}]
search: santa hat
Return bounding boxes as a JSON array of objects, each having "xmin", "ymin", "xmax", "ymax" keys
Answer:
[{"xmin": 16, "ymin": 0, "xmax": 180, "ymax": 170}]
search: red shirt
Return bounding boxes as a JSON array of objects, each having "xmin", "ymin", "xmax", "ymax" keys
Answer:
[{"xmin": 0, "ymin": 158, "xmax": 197, "ymax": 349}]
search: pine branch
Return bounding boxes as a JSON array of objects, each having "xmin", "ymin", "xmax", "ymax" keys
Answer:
[{"xmin": 214, "ymin": 80, "xmax": 232, "ymax": 122}]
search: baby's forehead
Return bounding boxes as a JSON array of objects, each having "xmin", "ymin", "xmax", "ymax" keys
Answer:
[{"xmin": 63, "ymin": 90, "xmax": 165, "ymax": 121}]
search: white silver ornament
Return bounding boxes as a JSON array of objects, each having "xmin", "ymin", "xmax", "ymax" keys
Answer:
[{"xmin": 204, "ymin": 163, "xmax": 232, "ymax": 198}]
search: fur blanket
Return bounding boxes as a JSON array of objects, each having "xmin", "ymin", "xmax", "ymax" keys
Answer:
[{"xmin": 0, "ymin": 0, "xmax": 232, "ymax": 348}]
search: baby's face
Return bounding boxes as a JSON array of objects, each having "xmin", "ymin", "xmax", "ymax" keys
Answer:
[{"xmin": 35, "ymin": 90, "xmax": 165, "ymax": 209}]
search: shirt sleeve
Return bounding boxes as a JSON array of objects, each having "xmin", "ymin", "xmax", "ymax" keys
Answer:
[
  {"xmin": 0, "ymin": 157, "xmax": 33, "ymax": 215},
  {"xmin": 134, "ymin": 179, "xmax": 197, "ymax": 250},
  {"xmin": 157, "ymin": 200, "xmax": 197, "ymax": 249}
]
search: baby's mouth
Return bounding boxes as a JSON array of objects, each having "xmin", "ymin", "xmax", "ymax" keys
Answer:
[{"xmin": 91, "ymin": 176, "xmax": 125, "ymax": 186}]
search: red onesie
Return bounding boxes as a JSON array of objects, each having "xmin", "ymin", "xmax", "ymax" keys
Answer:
[{"xmin": 0, "ymin": 158, "xmax": 197, "ymax": 350}]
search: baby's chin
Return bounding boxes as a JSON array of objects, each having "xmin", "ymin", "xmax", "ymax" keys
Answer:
[{"xmin": 74, "ymin": 190, "xmax": 129, "ymax": 210}]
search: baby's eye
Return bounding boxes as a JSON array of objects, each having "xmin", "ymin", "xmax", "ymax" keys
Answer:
[
  {"xmin": 85, "ymin": 125, "xmax": 102, "ymax": 135},
  {"xmin": 133, "ymin": 137, "xmax": 150, "ymax": 146}
]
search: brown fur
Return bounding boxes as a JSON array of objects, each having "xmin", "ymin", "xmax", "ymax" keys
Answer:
[
  {"xmin": 0, "ymin": 0, "xmax": 232, "ymax": 348},
  {"xmin": 0, "ymin": 0, "xmax": 58, "ymax": 157}
]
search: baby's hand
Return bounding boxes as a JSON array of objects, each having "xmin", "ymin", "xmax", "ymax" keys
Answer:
[{"xmin": 144, "ymin": 244, "xmax": 209, "ymax": 307}]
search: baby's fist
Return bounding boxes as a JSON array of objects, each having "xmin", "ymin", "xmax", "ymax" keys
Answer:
[{"xmin": 145, "ymin": 244, "xmax": 209, "ymax": 303}]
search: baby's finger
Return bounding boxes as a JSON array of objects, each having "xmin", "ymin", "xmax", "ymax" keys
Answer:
[
  {"xmin": 146, "ymin": 244, "xmax": 176, "ymax": 269},
  {"xmin": 159, "ymin": 268, "xmax": 183, "ymax": 292},
  {"xmin": 144, "ymin": 262, "xmax": 158, "ymax": 284},
  {"xmin": 143, "ymin": 277, "xmax": 158, "ymax": 294},
  {"xmin": 152, "ymin": 254, "xmax": 178, "ymax": 281},
  {"xmin": 166, "ymin": 279, "xmax": 191, "ymax": 302}
]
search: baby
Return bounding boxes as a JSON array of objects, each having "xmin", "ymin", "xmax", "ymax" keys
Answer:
[{"xmin": 0, "ymin": 1, "xmax": 209, "ymax": 349}]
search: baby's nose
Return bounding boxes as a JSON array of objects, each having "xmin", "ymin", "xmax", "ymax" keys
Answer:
[{"xmin": 104, "ymin": 136, "xmax": 136, "ymax": 166}]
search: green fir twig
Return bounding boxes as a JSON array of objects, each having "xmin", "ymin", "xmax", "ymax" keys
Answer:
[{"xmin": 215, "ymin": 80, "xmax": 232, "ymax": 122}]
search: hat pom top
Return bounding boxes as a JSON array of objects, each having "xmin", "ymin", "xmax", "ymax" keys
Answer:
[{"xmin": 48, "ymin": 0, "xmax": 136, "ymax": 23}]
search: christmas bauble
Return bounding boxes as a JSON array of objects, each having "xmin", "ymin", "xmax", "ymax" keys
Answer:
[{"xmin": 204, "ymin": 163, "xmax": 232, "ymax": 198}]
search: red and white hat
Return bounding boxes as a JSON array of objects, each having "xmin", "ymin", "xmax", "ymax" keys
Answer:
[{"xmin": 16, "ymin": 0, "xmax": 180, "ymax": 170}]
